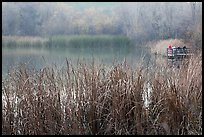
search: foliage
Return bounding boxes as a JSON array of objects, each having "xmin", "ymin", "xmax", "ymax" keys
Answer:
[{"xmin": 2, "ymin": 2, "xmax": 202, "ymax": 47}]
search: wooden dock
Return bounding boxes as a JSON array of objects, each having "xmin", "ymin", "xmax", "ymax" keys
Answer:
[
  {"xmin": 167, "ymin": 48, "xmax": 191, "ymax": 59},
  {"xmin": 166, "ymin": 47, "xmax": 192, "ymax": 68}
]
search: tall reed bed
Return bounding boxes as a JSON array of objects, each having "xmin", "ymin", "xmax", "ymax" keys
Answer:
[
  {"xmin": 3, "ymin": 35, "xmax": 133, "ymax": 51},
  {"xmin": 47, "ymin": 35, "xmax": 132, "ymax": 48},
  {"xmin": 2, "ymin": 53, "xmax": 202, "ymax": 135},
  {"xmin": 2, "ymin": 36, "xmax": 48, "ymax": 49},
  {"xmin": 46, "ymin": 35, "xmax": 133, "ymax": 54}
]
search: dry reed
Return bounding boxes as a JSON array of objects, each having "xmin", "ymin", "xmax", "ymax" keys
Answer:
[{"xmin": 2, "ymin": 53, "xmax": 202, "ymax": 135}]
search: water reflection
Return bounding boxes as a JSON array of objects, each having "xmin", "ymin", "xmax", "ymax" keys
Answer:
[{"xmin": 2, "ymin": 46, "xmax": 152, "ymax": 78}]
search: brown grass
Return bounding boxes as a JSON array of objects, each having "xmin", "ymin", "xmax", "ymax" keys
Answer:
[{"xmin": 2, "ymin": 54, "xmax": 202, "ymax": 135}]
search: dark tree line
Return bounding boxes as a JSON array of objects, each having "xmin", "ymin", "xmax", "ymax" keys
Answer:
[{"xmin": 2, "ymin": 2, "xmax": 202, "ymax": 47}]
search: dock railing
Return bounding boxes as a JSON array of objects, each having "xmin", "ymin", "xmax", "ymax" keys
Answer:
[{"xmin": 167, "ymin": 47, "xmax": 191, "ymax": 59}]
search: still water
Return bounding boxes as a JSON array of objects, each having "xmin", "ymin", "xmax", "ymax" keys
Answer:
[{"xmin": 2, "ymin": 46, "xmax": 152, "ymax": 78}]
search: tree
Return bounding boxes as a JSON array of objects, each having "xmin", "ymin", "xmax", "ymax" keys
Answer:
[
  {"xmin": 2, "ymin": 2, "xmax": 20, "ymax": 35},
  {"xmin": 17, "ymin": 3, "xmax": 39, "ymax": 35}
]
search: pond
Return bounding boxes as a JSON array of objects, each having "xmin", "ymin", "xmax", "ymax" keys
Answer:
[{"xmin": 2, "ymin": 45, "xmax": 153, "ymax": 79}]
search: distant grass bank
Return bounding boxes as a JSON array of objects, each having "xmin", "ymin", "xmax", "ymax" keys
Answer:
[
  {"xmin": 2, "ymin": 36, "xmax": 48, "ymax": 49},
  {"xmin": 2, "ymin": 35, "xmax": 133, "ymax": 50}
]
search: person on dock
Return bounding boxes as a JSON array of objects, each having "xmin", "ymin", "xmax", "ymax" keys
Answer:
[
  {"xmin": 172, "ymin": 46, "xmax": 176, "ymax": 55},
  {"xmin": 177, "ymin": 46, "xmax": 181, "ymax": 53},
  {"xmin": 183, "ymin": 46, "xmax": 187, "ymax": 54}
]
